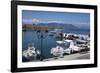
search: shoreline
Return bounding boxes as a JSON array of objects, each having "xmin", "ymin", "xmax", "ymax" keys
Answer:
[{"xmin": 22, "ymin": 51, "xmax": 90, "ymax": 62}]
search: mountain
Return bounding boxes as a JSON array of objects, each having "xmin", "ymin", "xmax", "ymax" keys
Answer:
[
  {"xmin": 38, "ymin": 22, "xmax": 80, "ymax": 32},
  {"xmin": 32, "ymin": 22, "xmax": 89, "ymax": 32},
  {"xmin": 49, "ymin": 23, "xmax": 79, "ymax": 29}
]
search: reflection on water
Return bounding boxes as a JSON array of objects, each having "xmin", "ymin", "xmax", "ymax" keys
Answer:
[
  {"xmin": 22, "ymin": 30, "xmax": 89, "ymax": 62},
  {"xmin": 22, "ymin": 30, "xmax": 58, "ymax": 59}
]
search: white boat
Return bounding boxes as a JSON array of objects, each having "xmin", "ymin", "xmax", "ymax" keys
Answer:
[
  {"xmin": 76, "ymin": 39, "xmax": 87, "ymax": 44},
  {"xmin": 22, "ymin": 43, "xmax": 40, "ymax": 60},
  {"xmin": 56, "ymin": 41, "xmax": 64, "ymax": 44},
  {"xmin": 64, "ymin": 40, "xmax": 80, "ymax": 54},
  {"xmin": 78, "ymin": 34, "xmax": 89, "ymax": 41},
  {"xmin": 51, "ymin": 46, "xmax": 64, "ymax": 58},
  {"xmin": 49, "ymin": 29, "xmax": 61, "ymax": 33}
]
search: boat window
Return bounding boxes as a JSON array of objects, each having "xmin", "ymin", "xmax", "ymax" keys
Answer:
[
  {"xmin": 64, "ymin": 42, "xmax": 70, "ymax": 48},
  {"xmin": 74, "ymin": 42, "xmax": 77, "ymax": 45}
]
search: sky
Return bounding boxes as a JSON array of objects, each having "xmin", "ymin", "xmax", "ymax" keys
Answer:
[{"xmin": 22, "ymin": 10, "xmax": 90, "ymax": 28}]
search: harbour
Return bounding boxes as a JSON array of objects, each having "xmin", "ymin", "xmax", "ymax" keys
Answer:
[
  {"xmin": 22, "ymin": 10, "xmax": 90, "ymax": 62},
  {"xmin": 22, "ymin": 29, "xmax": 90, "ymax": 62}
]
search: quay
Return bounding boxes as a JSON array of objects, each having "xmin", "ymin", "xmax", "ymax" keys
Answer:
[{"xmin": 43, "ymin": 51, "xmax": 90, "ymax": 61}]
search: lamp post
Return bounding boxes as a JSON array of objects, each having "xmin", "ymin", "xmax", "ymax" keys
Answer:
[{"xmin": 36, "ymin": 30, "xmax": 48, "ymax": 61}]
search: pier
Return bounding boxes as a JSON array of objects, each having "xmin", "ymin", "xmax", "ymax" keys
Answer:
[{"xmin": 44, "ymin": 51, "xmax": 90, "ymax": 61}]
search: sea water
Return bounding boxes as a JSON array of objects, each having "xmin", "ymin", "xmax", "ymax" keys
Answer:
[{"xmin": 22, "ymin": 29, "xmax": 89, "ymax": 61}]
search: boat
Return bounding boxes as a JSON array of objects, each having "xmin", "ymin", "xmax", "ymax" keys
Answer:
[
  {"xmin": 78, "ymin": 34, "xmax": 89, "ymax": 41},
  {"xmin": 51, "ymin": 46, "xmax": 64, "ymax": 58},
  {"xmin": 56, "ymin": 41, "xmax": 65, "ymax": 44},
  {"xmin": 63, "ymin": 40, "xmax": 80, "ymax": 54},
  {"xmin": 76, "ymin": 39, "xmax": 87, "ymax": 44},
  {"xmin": 56, "ymin": 39, "xmax": 80, "ymax": 54},
  {"xmin": 22, "ymin": 43, "xmax": 40, "ymax": 61}
]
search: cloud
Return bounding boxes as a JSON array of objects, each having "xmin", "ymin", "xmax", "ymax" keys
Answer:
[
  {"xmin": 23, "ymin": 18, "xmax": 64, "ymax": 24},
  {"xmin": 47, "ymin": 20, "xmax": 64, "ymax": 23},
  {"xmin": 32, "ymin": 19, "xmax": 40, "ymax": 25},
  {"xmin": 22, "ymin": 18, "xmax": 40, "ymax": 24}
]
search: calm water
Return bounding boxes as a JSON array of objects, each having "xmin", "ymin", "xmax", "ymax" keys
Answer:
[
  {"xmin": 22, "ymin": 30, "xmax": 58, "ymax": 59},
  {"xmin": 22, "ymin": 30, "xmax": 89, "ymax": 59}
]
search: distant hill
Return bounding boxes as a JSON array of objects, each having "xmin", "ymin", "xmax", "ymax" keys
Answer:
[{"xmin": 38, "ymin": 22, "xmax": 81, "ymax": 32}]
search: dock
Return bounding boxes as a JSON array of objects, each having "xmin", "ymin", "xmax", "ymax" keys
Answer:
[{"xmin": 43, "ymin": 51, "xmax": 90, "ymax": 61}]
